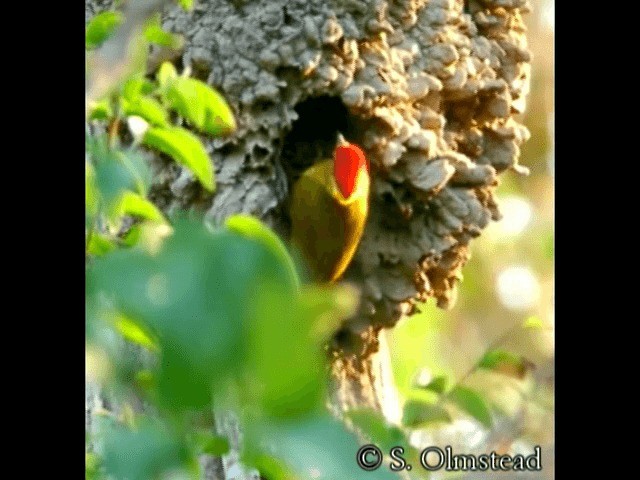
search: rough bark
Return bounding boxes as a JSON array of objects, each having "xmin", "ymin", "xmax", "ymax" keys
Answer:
[
  {"xmin": 150, "ymin": 0, "xmax": 531, "ymax": 321},
  {"xmin": 86, "ymin": 0, "xmax": 531, "ymax": 477}
]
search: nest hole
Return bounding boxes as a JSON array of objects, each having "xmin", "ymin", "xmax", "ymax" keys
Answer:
[
  {"xmin": 281, "ymin": 95, "xmax": 355, "ymax": 184},
  {"xmin": 277, "ymin": 95, "xmax": 357, "ymax": 238}
]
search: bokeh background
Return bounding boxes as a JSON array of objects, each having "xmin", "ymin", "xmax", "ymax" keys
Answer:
[{"xmin": 387, "ymin": 0, "xmax": 554, "ymax": 476}]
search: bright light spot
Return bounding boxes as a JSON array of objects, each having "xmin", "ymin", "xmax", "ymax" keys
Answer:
[
  {"xmin": 451, "ymin": 418, "xmax": 487, "ymax": 448},
  {"xmin": 414, "ymin": 367, "xmax": 433, "ymax": 387},
  {"xmin": 86, "ymin": 345, "xmax": 111, "ymax": 382},
  {"xmin": 409, "ymin": 418, "xmax": 488, "ymax": 452},
  {"xmin": 127, "ymin": 115, "xmax": 149, "ymax": 143},
  {"xmin": 146, "ymin": 273, "xmax": 169, "ymax": 306},
  {"xmin": 225, "ymin": 465, "xmax": 242, "ymax": 478},
  {"xmin": 140, "ymin": 222, "xmax": 173, "ymax": 255},
  {"xmin": 496, "ymin": 266, "xmax": 540, "ymax": 311},
  {"xmin": 379, "ymin": 331, "xmax": 404, "ymax": 425},
  {"xmin": 309, "ymin": 467, "xmax": 322, "ymax": 479},
  {"xmin": 542, "ymin": 0, "xmax": 554, "ymax": 31},
  {"xmin": 493, "ymin": 196, "xmax": 533, "ymax": 239},
  {"xmin": 511, "ymin": 439, "xmax": 536, "ymax": 456}
]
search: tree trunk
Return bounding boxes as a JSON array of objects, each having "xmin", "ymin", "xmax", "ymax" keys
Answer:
[{"xmin": 86, "ymin": 0, "xmax": 531, "ymax": 478}]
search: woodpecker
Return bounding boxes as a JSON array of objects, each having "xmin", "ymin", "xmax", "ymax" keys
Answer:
[{"xmin": 289, "ymin": 134, "xmax": 370, "ymax": 282}]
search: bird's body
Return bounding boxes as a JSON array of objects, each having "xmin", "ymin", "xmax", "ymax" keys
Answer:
[{"xmin": 289, "ymin": 139, "xmax": 370, "ymax": 282}]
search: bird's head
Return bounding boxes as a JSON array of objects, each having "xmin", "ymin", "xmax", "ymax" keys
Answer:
[{"xmin": 333, "ymin": 134, "xmax": 369, "ymax": 200}]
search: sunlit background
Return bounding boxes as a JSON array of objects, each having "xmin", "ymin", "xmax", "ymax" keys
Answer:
[{"xmin": 388, "ymin": 0, "xmax": 554, "ymax": 477}]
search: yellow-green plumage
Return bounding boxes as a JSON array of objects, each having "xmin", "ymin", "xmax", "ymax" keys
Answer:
[{"xmin": 289, "ymin": 158, "xmax": 369, "ymax": 282}]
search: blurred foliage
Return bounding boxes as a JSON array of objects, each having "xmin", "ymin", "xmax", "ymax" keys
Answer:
[
  {"xmin": 144, "ymin": 14, "xmax": 185, "ymax": 49},
  {"xmin": 86, "ymin": 3, "xmax": 408, "ymax": 479},
  {"xmin": 86, "ymin": 11, "xmax": 123, "ymax": 50},
  {"xmin": 245, "ymin": 416, "xmax": 399, "ymax": 480},
  {"xmin": 86, "ymin": 212, "xmax": 384, "ymax": 478}
]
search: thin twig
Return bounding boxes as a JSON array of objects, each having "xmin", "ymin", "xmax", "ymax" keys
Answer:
[
  {"xmin": 435, "ymin": 319, "xmax": 541, "ymax": 409},
  {"xmin": 453, "ymin": 320, "xmax": 526, "ymax": 390}
]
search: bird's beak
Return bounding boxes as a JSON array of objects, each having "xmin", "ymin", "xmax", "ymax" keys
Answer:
[{"xmin": 336, "ymin": 133, "xmax": 349, "ymax": 147}]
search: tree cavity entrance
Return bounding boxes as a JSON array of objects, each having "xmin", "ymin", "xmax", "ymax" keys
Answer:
[{"xmin": 281, "ymin": 95, "xmax": 354, "ymax": 185}]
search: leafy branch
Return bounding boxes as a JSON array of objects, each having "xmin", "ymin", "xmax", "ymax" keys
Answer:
[{"xmin": 403, "ymin": 316, "xmax": 547, "ymax": 430}]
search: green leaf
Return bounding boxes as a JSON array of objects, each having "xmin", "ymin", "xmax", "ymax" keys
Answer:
[
  {"xmin": 118, "ymin": 149, "xmax": 152, "ymax": 196},
  {"xmin": 85, "ymin": 452, "xmax": 100, "ymax": 480},
  {"xmin": 246, "ymin": 283, "xmax": 356, "ymax": 418},
  {"xmin": 448, "ymin": 386, "xmax": 492, "ymax": 428},
  {"xmin": 143, "ymin": 126, "xmax": 214, "ymax": 191},
  {"xmin": 177, "ymin": 0, "xmax": 194, "ymax": 10},
  {"xmin": 101, "ymin": 419, "xmax": 188, "ymax": 480},
  {"xmin": 402, "ymin": 399, "xmax": 451, "ymax": 427},
  {"xmin": 347, "ymin": 409, "xmax": 423, "ymax": 476},
  {"xmin": 297, "ymin": 284, "xmax": 359, "ymax": 340},
  {"xmin": 116, "ymin": 191, "xmax": 165, "ymax": 222},
  {"xmin": 134, "ymin": 370, "xmax": 156, "ymax": 392},
  {"xmin": 86, "ymin": 161, "xmax": 99, "ymax": 222},
  {"xmin": 478, "ymin": 349, "xmax": 527, "ymax": 378},
  {"xmin": 121, "ymin": 224, "xmax": 143, "ymax": 247},
  {"xmin": 157, "ymin": 62, "xmax": 178, "ymax": 89},
  {"xmin": 225, "ymin": 214, "xmax": 299, "ymax": 289},
  {"xmin": 245, "ymin": 416, "xmax": 399, "ymax": 480},
  {"xmin": 113, "ymin": 313, "xmax": 159, "ymax": 351},
  {"xmin": 420, "ymin": 375, "xmax": 447, "ymax": 394},
  {"xmin": 347, "ymin": 409, "xmax": 406, "ymax": 451},
  {"xmin": 165, "ymin": 77, "xmax": 236, "ymax": 135},
  {"xmin": 122, "ymin": 76, "xmax": 156, "ymax": 102},
  {"xmin": 144, "ymin": 14, "xmax": 183, "ymax": 48},
  {"xmin": 87, "ymin": 233, "xmax": 117, "ymax": 256},
  {"xmin": 145, "ymin": 24, "xmax": 183, "ymax": 48},
  {"xmin": 86, "ymin": 11, "xmax": 123, "ymax": 49},
  {"xmin": 88, "ymin": 99, "xmax": 113, "ymax": 121},
  {"xmin": 93, "ymin": 153, "xmax": 137, "ymax": 210},
  {"xmin": 88, "ymin": 219, "xmax": 295, "ymax": 410},
  {"xmin": 246, "ymin": 286, "xmax": 325, "ymax": 418},
  {"xmin": 122, "ymin": 97, "xmax": 168, "ymax": 127},
  {"xmin": 193, "ymin": 431, "xmax": 230, "ymax": 456},
  {"xmin": 247, "ymin": 455, "xmax": 297, "ymax": 480},
  {"xmin": 523, "ymin": 315, "xmax": 544, "ymax": 329}
]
